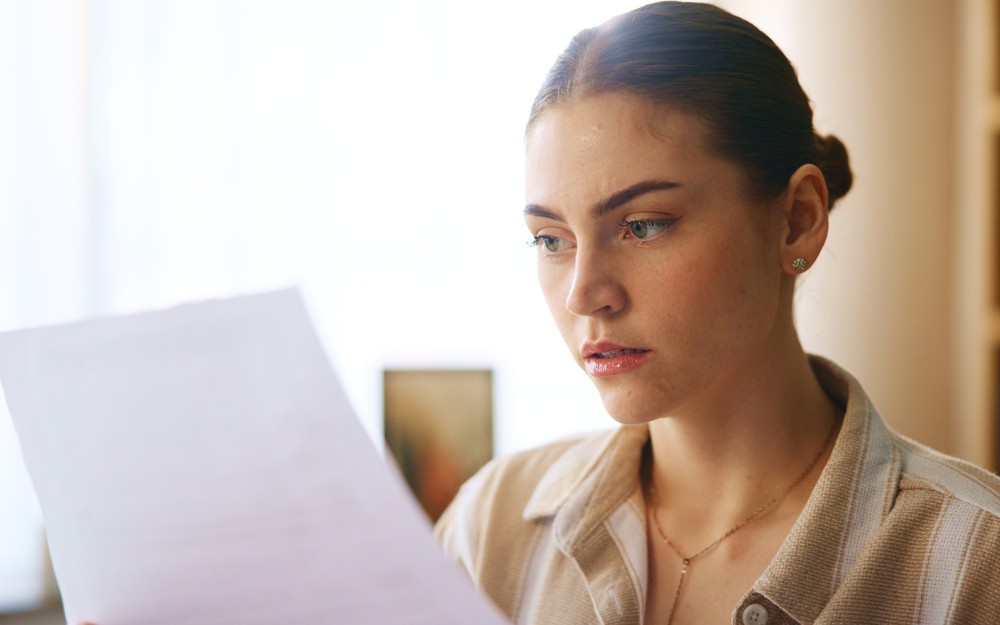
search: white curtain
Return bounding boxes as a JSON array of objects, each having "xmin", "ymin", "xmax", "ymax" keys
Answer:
[
  {"xmin": 0, "ymin": 0, "xmax": 90, "ymax": 609},
  {"xmin": 0, "ymin": 0, "xmax": 641, "ymax": 610}
]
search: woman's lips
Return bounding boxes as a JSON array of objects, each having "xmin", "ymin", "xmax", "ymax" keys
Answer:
[{"xmin": 582, "ymin": 343, "xmax": 651, "ymax": 377}]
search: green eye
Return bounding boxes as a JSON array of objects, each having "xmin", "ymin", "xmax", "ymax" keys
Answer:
[
  {"xmin": 628, "ymin": 220, "xmax": 666, "ymax": 239},
  {"xmin": 621, "ymin": 218, "xmax": 676, "ymax": 241},
  {"xmin": 540, "ymin": 235, "xmax": 561, "ymax": 252}
]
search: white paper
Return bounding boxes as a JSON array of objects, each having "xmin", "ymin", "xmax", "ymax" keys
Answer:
[{"xmin": 0, "ymin": 289, "xmax": 509, "ymax": 625}]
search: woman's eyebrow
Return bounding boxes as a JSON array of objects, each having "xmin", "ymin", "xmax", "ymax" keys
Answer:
[
  {"xmin": 593, "ymin": 180, "xmax": 680, "ymax": 216},
  {"xmin": 523, "ymin": 179, "xmax": 681, "ymax": 222},
  {"xmin": 523, "ymin": 203, "xmax": 563, "ymax": 221}
]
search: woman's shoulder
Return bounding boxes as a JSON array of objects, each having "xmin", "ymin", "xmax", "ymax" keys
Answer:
[
  {"xmin": 832, "ymin": 433, "xmax": 1000, "ymax": 622},
  {"xmin": 441, "ymin": 428, "xmax": 618, "ymax": 522},
  {"xmin": 893, "ymin": 432, "xmax": 1000, "ymax": 518},
  {"xmin": 433, "ymin": 427, "xmax": 624, "ymax": 566}
]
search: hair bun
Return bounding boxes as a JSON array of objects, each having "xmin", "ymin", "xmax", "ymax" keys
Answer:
[{"xmin": 814, "ymin": 133, "xmax": 853, "ymax": 209}]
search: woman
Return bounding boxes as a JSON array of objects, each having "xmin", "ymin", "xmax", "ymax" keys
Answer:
[{"xmin": 435, "ymin": 2, "xmax": 1000, "ymax": 624}]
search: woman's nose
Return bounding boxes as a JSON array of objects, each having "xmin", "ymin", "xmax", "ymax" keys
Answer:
[{"xmin": 564, "ymin": 250, "xmax": 627, "ymax": 317}]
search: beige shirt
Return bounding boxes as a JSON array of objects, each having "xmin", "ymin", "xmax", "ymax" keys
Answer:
[{"xmin": 435, "ymin": 358, "xmax": 1000, "ymax": 624}]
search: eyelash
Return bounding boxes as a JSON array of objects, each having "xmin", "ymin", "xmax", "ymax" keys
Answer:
[
  {"xmin": 616, "ymin": 217, "xmax": 679, "ymax": 244},
  {"xmin": 525, "ymin": 217, "xmax": 679, "ymax": 252},
  {"xmin": 526, "ymin": 235, "xmax": 563, "ymax": 250}
]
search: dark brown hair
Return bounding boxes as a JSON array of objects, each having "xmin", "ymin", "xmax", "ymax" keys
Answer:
[{"xmin": 528, "ymin": 1, "xmax": 852, "ymax": 208}]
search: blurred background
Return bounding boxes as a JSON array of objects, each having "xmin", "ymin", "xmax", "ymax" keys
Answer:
[{"xmin": 0, "ymin": 0, "xmax": 995, "ymax": 620}]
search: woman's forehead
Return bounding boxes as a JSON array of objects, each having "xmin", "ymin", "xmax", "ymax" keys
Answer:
[
  {"xmin": 526, "ymin": 95, "xmax": 712, "ymax": 160},
  {"xmin": 524, "ymin": 95, "xmax": 720, "ymax": 196},
  {"xmin": 521, "ymin": 94, "xmax": 776, "ymax": 221}
]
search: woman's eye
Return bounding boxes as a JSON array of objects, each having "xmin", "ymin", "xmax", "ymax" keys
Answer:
[
  {"xmin": 621, "ymin": 218, "xmax": 674, "ymax": 241},
  {"xmin": 532, "ymin": 235, "xmax": 564, "ymax": 253}
]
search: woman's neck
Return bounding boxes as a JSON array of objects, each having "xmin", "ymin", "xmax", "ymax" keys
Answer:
[{"xmin": 644, "ymin": 345, "xmax": 841, "ymax": 552}]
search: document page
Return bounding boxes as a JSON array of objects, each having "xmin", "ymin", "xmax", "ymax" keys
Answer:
[{"xmin": 0, "ymin": 289, "xmax": 509, "ymax": 625}]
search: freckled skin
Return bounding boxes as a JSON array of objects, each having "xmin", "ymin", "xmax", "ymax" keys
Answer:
[{"xmin": 524, "ymin": 94, "xmax": 788, "ymax": 426}]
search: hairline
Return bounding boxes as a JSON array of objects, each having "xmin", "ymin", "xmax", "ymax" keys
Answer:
[{"xmin": 525, "ymin": 90, "xmax": 783, "ymax": 207}]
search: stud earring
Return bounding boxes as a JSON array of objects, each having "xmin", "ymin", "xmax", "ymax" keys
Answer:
[{"xmin": 791, "ymin": 257, "xmax": 809, "ymax": 272}]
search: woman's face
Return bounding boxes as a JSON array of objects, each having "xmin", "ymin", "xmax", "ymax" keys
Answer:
[{"xmin": 524, "ymin": 94, "xmax": 788, "ymax": 424}]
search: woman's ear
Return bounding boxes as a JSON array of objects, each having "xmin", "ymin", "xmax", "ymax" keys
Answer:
[{"xmin": 780, "ymin": 164, "xmax": 829, "ymax": 274}]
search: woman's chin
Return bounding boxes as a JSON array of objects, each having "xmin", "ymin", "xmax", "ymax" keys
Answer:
[{"xmin": 597, "ymin": 391, "xmax": 665, "ymax": 426}]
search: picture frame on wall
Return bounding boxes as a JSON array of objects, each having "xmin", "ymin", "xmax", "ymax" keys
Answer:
[{"xmin": 383, "ymin": 369, "xmax": 494, "ymax": 522}]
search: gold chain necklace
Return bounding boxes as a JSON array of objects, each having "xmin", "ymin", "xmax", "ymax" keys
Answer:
[{"xmin": 647, "ymin": 419, "xmax": 837, "ymax": 625}]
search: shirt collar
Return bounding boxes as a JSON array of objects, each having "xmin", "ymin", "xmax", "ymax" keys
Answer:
[
  {"xmin": 751, "ymin": 356, "xmax": 902, "ymax": 623},
  {"xmin": 522, "ymin": 423, "xmax": 649, "ymax": 556},
  {"xmin": 519, "ymin": 356, "xmax": 902, "ymax": 623}
]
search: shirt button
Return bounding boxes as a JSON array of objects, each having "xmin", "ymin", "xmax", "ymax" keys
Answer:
[{"xmin": 742, "ymin": 603, "xmax": 769, "ymax": 625}]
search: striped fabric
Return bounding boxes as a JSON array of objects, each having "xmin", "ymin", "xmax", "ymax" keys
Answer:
[{"xmin": 435, "ymin": 357, "xmax": 1000, "ymax": 624}]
